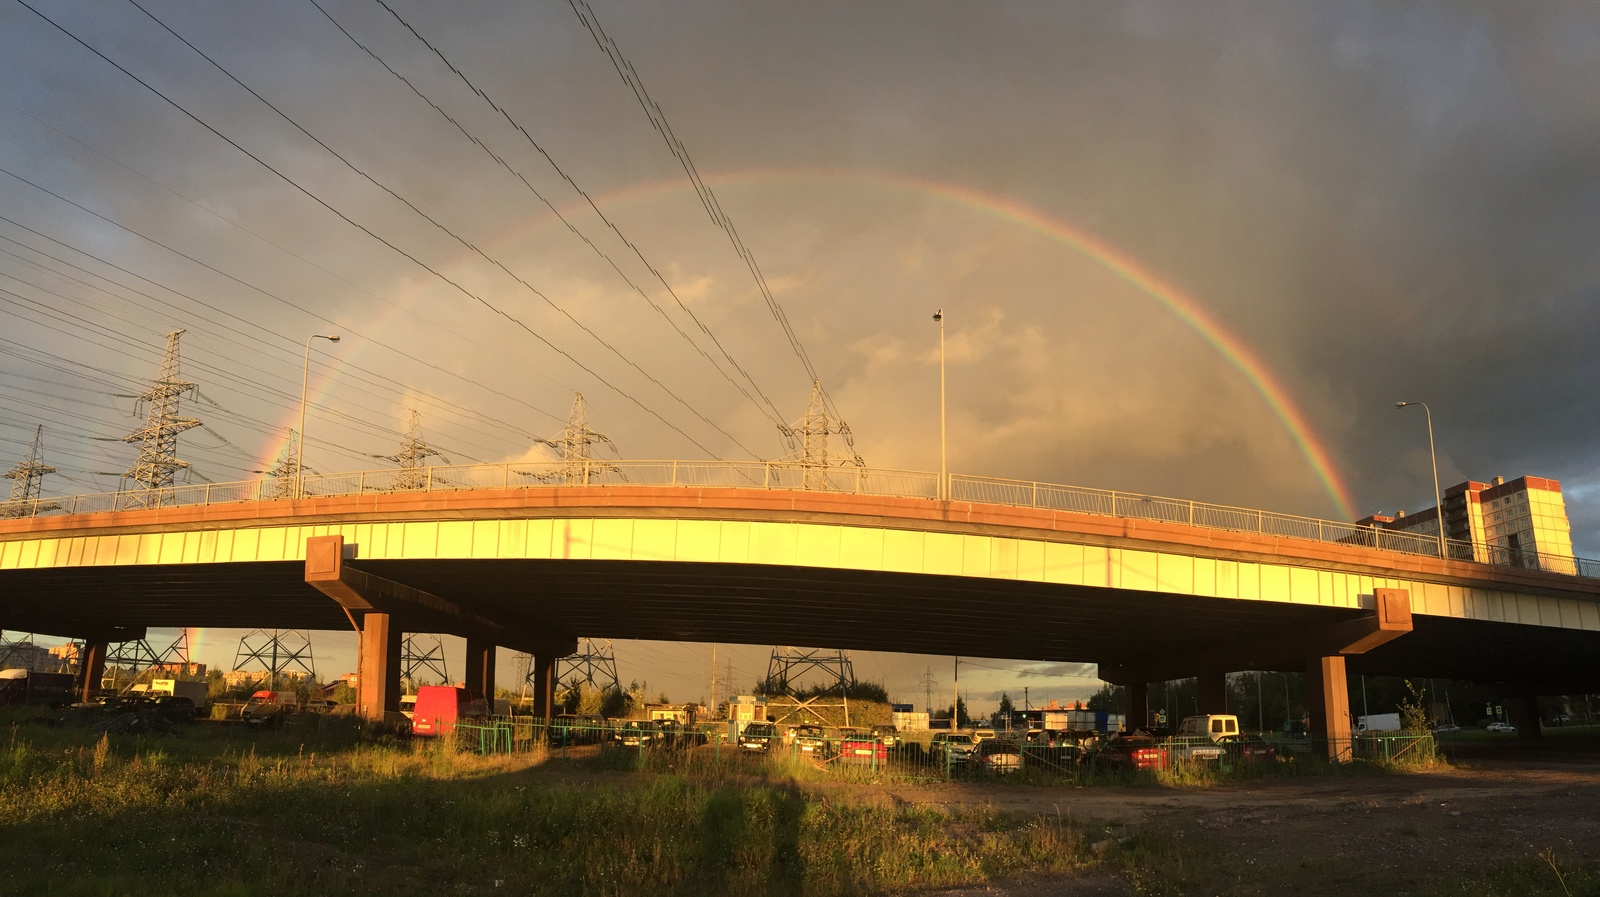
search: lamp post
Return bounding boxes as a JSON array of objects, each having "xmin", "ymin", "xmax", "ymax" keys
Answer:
[
  {"xmin": 1395, "ymin": 401, "xmax": 1445, "ymax": 558},
  {"xmin": 298, "ymin": 334, "xmax": 341, "ymax": 498},
  {"xmin": 933, "ymin": 309, "xmax": 946, "ymax": 501}
]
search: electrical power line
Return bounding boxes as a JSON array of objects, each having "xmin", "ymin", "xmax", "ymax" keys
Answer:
[{"xmin": 13, "ymin": 0, "xmax": 736, "ymax": 462}]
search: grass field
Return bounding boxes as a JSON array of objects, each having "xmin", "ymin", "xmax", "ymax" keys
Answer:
[{"xmin": 0, "ymin": 711, "xmax": 1091, "ymax": 896}]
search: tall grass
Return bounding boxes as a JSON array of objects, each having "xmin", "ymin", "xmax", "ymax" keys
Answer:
[{"xmin": 0, "ymin": 711, "xmax": 1090, "ymax": 896}]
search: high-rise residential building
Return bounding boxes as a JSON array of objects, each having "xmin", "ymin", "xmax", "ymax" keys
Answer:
[{"xmin": 1357, "ymin": 475, "xmax": 1575, "ymax": 573}]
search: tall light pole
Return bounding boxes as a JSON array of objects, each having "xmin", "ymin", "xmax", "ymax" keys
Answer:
[
  {"xmin": 298, "ymin": 334, "xmax": 341, "ymax": 498},
  {"xmin": 933, "ymin": 309, "xmax": 946, "ymax": 501},
  {"xmin": 1395, "ymin": 401, "xmax": 1445, "ymax": 558}
]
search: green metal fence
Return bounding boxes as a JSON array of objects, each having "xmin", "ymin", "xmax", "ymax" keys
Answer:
[{"xmin": 445, "ymin": 720, "xmax": 1439, "ymax": 783}]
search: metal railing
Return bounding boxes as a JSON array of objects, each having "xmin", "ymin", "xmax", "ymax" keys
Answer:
[{"xmin": 2, "ymin": 459, "xmax": 1594, "ymax": 580}]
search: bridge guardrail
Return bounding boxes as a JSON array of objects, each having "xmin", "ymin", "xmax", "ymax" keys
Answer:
[{"xmin": 2, "ymin": 460, "xmax": 1593, "ymax": 580}]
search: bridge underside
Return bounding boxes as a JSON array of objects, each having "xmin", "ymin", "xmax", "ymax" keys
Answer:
[{"xmin": 3, "ymin": 558, "xmax": 1598, "ymax": 690}]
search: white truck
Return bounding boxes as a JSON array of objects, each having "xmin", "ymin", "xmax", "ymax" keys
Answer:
[
  {"xmin": 1357, "ymin": 712, "xmax": 1402, "ymax": 732},
  {"xmin": 1041, "ymin": 709, "xmax": 1126, "ymax": 734},
  {"xmin": 1173, "ymin": 714, "xmax": 1240, "ymax": 763},
  {"xmin": 149, "ymin": 678, "xmax": 209, "ymax": 711}
]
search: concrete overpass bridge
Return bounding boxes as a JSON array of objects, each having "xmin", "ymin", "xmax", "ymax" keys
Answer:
[{"xmin": 3, "ymin": 461, "xmax": 1597, "ymax": 752}]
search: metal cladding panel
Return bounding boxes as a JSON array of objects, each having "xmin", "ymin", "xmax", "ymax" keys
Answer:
[
  {"xmin": 960, "ymin": 534, "xmax": 991, "ymax": 578},
  {"xmin": 595, "ymin": 518, "xmax": 639, "ymax": 560},
  {"xmin": 749, "ymin": 522, "xmax": 796, "ymax": 566},
  {"xmin": 717, "ymin": 521, "xmax": 750, "ymax": 564},
  {"xmin": 553, "ymin": 519, "xmax": 593, "ymax": 560},
  {"xmin": 232, "ymin": 529, "xmax": 259, "ymax": 562},
  {"xmin": 797, "ymin": 524, "xmax": 841, "ymax": 569},
  {"xmin": 1214, "ymin": 559, "xmax": 1237, "ymax": 598},
  {"xmin": 1236, "ymin": 562, "xmax": 1261, "ymax": 600},
  {"xmin": 2, "ymin": 539, "xmax": 22, "ymax": 568},
  {"xmin": 524, "ymin": 519, "xmax": 552, "ymax": 559},
  {"xmin": 881, "ymin": 528, "xmax": 923, "ymax": 573},
  {"xmin": 922, "ymin": 532, "xmax": 963, "ymax": 576},
  {"xmin": 1121, "ymin": 550, "xmax": 1158, "ymax": 593},
  {"xmin": 1157, "ymin": 553, "xmax": 1194, "ymax": 594},
  {"xmin": 1289, "ymin": 567, "xmax": 1318, "ymax": 604},
  {"xmin": 1016, "ymin": 539, "xmax": 1045, "ymax": 582},
  {"xmin": 437, "ymin": 521, "xmax": 473, "ymax": 558},
  {"xmin": 1042, "ymin": 541, "xmax": 1083, "ymax": 585},
  {"xmin": 496, "ymin": 520, "xmax": 527, "ymax": 559},
  {"xmin": 1192, "ymin": 556, "xmax": 1217, "ymax": 597},
  {"xmin": 1580, "ymin": 601, "xmax": 1600, "ymax": 631},
  {"xmin": 838, "ymin": 526, "xmax": 884, "ymax": 571},
  {"xmin": 471, "ymin": 520, "xmax": 500, "ymax": 559},
  {"xmin": 675, "ymin": 520, "xmax": 721, "ymax": 563},
  {"xmin": 989, "ymin": 538, "xmax": 1018, "ymax": 580}
]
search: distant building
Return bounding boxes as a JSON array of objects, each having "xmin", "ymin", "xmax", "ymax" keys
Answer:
[{"xmin": 1358, "ymin": 475, "xmax": 1575, "ymax": 573}]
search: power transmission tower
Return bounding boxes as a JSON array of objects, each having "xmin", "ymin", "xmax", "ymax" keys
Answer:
[
  {"xmin": 385, "ymin": 409, "xmax": 444, "ymax": 491},
  {"xmin": 159, "ymin": 629, "xmax": 192, "ymax": 672},
  {"xmin": 553, "ymin": 638, "xmax": 620, "ymax": 694},
  {"xmin": 0, "ymin": 632, "xmax": 39, "ymax": 671},
  {"xmin": 2, "ymin": 425, "xmax": 59, "ymax": 518},
  {"xmin": 104, "ymin": 637, "xmax": 165, "ymax": 691},
  {"xmin": 512, "ymin": 651, "xmax": 533, "ymax": 701},
  {"xmin": 121, "ymin": 330, "xmax": 201, "ymax": 507},
  {"xmin": 258, "ymin": 432, "xmax": 302, "ymax": 500},
  {"xmin": 762, "ymin": 646, "xmax": 855, "ymax": 696},
  {"xmin": 402, "ymin": 633, "xmax": 450, "ymax": 685},
  {"xmin": 232, "ymin": 629, "xmax": 316, "ymax": 690},
  {"xmin": 921, "ymin": 667, "xmax": 938, "ymax": 713},
  {"xmin": 526, "ymin": 393, "xmax": 621, "ymax": 485},
  {"xmin": 777, "ymin": 380, "xmax": 864, "ymax": 491}
]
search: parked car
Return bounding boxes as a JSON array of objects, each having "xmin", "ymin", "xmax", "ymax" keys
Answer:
[
  {"xmin": 738, "ymin": 721, "xmax": 777, "ymax": 752},
  {"xmin": 411, "ymin": 686, "xmax": 489, "ymax": 737},
  {"xmin": 971, "ymin": 739, "xmax": 1024, "ymax": 774},
  {"xmin": 614, "ymin": 720, "xmax": 657, "ymax": 747},
  {"xmin": 794, "ymin": 725, "xmax": 831, "ymax": 758},
  {"xmin": 1485, "ymin": 722, "xmax": 1517, "ymax": 733},
  {"xmin": 1096, "ymin": 734, "xmax": 1170, "ymax": 773},
  {"xmin": 1218, "ymin": 736, "xmax": 1278, "ymax": 763},
  {"xmin": 930, "ymin": 732, "xmax": 978, "ymax": 764},
  {"xmin": 399, "ymin": 694, "xmax": 418, "ymax": 720},
  {"xmin": 839, "ymin": 734, "xmax": 889, "ymax": 765},
  {"xmin": 870, "ymin": 724, "xmax": 900, "ymax": 748},
  {"xmin": 1432, "ymin": 723, "xmax": 1462, "ymax": 734},
  {"xmin": 149, "ymin": 695, "xmax": 198, "ymax": 723}
]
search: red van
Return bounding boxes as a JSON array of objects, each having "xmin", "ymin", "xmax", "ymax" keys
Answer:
[{"xmin": 411, "ymin": 685, "xmax": 489, "ymax": 737}]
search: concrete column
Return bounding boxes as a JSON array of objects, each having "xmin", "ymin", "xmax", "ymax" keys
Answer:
[
  {"xmin": 464, "ymin": 638, "xmax": 496, "ymax": 701},
  {"xmin": 1197, "ymin": 672, "xmax": 1228, "ymax": 716},
  {"xmin": 1306, "ymin": 655, "xmax": 1352, "ymax": 761},
  {"xmin": 77, "ymin": 640, "xmax": 108, "ymax": 704},
  {"xmin": 531, "ymin": 654, "xmax": 555, "ymax": 721},
  {"xmin": 1509, "ymin": 692, "xmax": 1542, "ymax": 741},
  {"xmin": 1126, "ymin": 681, "xmax": 1148, "ymax": 730},
  {"xmin": 358, "ymin": 612, "xmax": 402, "ymax": 722}
]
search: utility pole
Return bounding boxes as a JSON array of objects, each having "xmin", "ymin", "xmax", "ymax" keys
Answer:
[
  {"xmin": 710, "ymin": 644, "xmax": 718, "ymax": 713},
  {"xmin": 933, "ymin": 309, "xmax": 946, "ymax": 500},
  {"xmin": 953, "ymin": 656, "xmax": 960, "ymax": 729},
  {"xmin": 2, "ymin": 425, "xmax": 58, "ymax": 518},
  {"xmin": 777, "ymin": 380, "xmax": 864, "ymax": 491},
  {"xmin": 122, "ymin": 330, "xmax": 200, "ymax": 508}
]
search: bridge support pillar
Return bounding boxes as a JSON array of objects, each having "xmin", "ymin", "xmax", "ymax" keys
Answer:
[
  {"xmin": 359, "ymin": 612, "xmax": 402, "ymax": 722},
  {"xmin": 1510, "ymin": 691, "xmax": 1542, "ymax": 741},
  {"xmin": 1126, "ymin": 681, "xmax": 1148, "ymax": 730},
  {"xmin": 465, "ymin": 638, "xmax": 496, "ymax": 702},
  {"xmin": 1307, "ymin": 655, "xmax": 1352, "ymax": 761},
  {"xmin": 531, "ymin": 653, "xmax": 554, "ymax": 721},
  {"xmin": 1197, "ymin": 672, "xmax": 1228, "ymax": 716},
  {"xmin": 77, "ymin": 639, "xmax": 107, "ymax": 703}
]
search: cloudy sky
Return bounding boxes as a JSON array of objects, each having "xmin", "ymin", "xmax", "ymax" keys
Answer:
[{"xmin": 2, "ymin": 1, "xmax": 1596, "ymax": 710}]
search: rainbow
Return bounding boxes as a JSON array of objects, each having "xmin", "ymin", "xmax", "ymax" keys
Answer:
[{"xmin": 254, "ymin": 168, "xmax": 1355, "ymax": 520}]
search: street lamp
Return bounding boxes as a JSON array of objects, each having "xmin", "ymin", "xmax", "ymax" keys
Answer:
[
  {"xmin": 298, "ymin": 334, "xmax": 341, "ymax": 498},
  {"xmin": 933, "ymin": 309, "xmax": 946, "ymax": 501},
  {"xmin": 1395, "ymin": 401, "xmax": 1446, "ymax": 558}
]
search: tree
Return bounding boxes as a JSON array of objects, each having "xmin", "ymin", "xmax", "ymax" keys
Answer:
[{"xmin": 992, "ymin": 693, "xmax": 1015, "ymax": 729}]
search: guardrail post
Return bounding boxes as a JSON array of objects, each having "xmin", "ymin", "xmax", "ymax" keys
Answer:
[
  {"xmin": 1188, "ymin": 500, "xmax": 1194, "ymax": 525},
  {"xmin": 503, "ymin": 464, "xmax": 510, "ymax": 488},
  {"xmin": 425, "ymin": 467, "xmax": 433, "ymax": 492},
  {"xmin": 1032, "ymin": 481, "xmax": 1038, "ymax": 509},
  {"xmin": 672, "ymin": 459, "xmax": 678, "ymax": 486},
  {"xmin": 358, "ymin": 471, "xmax": 365, "ymax": 494}
]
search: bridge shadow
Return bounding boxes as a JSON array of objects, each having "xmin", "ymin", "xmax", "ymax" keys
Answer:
[{"xmin": 695, "ymin": 780, "xmax": 806, "ymax": 895}]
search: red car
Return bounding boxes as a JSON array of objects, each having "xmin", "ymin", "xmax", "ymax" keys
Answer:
[
  {"xmin": 1098, "ymin": 735, "xmax": 1169, "ymax": 772},
  {"xmin": 838, "ymin": 735, "xmax": 888, "ymax": 764}
]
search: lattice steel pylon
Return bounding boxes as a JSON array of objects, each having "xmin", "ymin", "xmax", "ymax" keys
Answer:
[
  {"xmin": 762, "ymin": 647, "xmax": 856, "ymax": 696},
  {"xmin": 554, "ymin": 638, "xmax": 620, "ymax": 694},
  {"xmin": 104, "ymin": 637, "xmax": 165, "ymax": 691},
  {"xmin": 2, "ymin": 425, "xmax": 58, "ymax": 518},
  {"xmin": 385, "ymin": 410, "xmax": 443, "ymax": 491},
  {"xmin": 0, "ymin": 631, "xmax": 39, "ymax": 671},
  {"xmin": 778, "ymin": 380, "xmax": 864, "ymax": 491},
  {"xmin": 259, "ymin": 432, "xmax": 302, "ymax": 501},
  {"xmin": 121, "ymin": 330, "xmax": 200, "ymax": 508},
  {"xmin": 232, "ymin": 629, "xmax": 316, "ymax": 690},
  {"xmin": 527, "ymin": 393, "xmax": 621, "ymax": 485},
  {"xmin": 402, "ymin": 633, "xmax": 450, "ymax": 685}
]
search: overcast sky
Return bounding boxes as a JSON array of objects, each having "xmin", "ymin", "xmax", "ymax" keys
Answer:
[{"xmin": 2, "ymin": 1, "xmax": 1596, "ymax": 710}]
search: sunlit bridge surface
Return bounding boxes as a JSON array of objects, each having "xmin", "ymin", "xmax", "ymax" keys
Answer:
[{"xmin": 2, "ymin": 461, "xmax": 1594, "ymax": 580}]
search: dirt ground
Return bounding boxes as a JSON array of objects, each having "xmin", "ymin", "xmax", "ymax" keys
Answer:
[{"xmin": 872, "ymin": 759, "xmax": 1600, "ymax": 896}]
